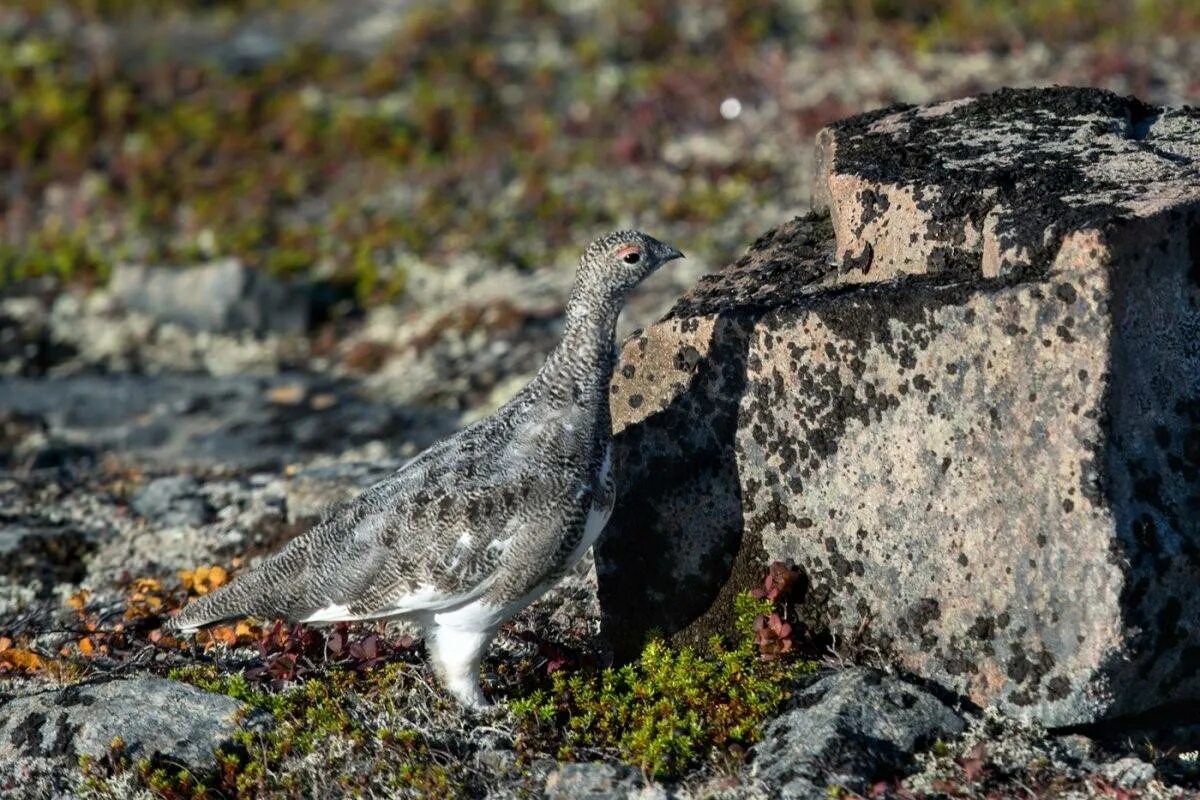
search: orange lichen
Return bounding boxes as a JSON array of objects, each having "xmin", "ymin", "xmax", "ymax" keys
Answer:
[
  {"xmin": 123, "ymin": 577, "xmax": 168, "ymax": 620},
  {"xmin": 67, "ymin": 588, "xmax": 91, "ymax": 612},
  {"xmin": 0, "ymin": 636, "xmax": 47, "ymax": 674},
  {"xmin": 179, "ymin": 565, "xmax": 230, "ymax": 596},
  {"xmin": 198, "ymin": 620, "xmax": 263, "ymax": 651}
]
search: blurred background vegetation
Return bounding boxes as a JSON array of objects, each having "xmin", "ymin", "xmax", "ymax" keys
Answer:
[
  {"xmin": 2, "ymin": 0, "xmax": 1198, "ymax": 304},
  {"xmin": 832, "ymin": 0, "xmax": 1200, "ymax": 46}
]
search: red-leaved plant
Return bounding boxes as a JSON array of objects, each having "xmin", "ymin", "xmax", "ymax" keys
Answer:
[
  {"xmin": 749, "ymin": 561, "xmax": 805, "ymax": 660},
  {"xmin": 245, "ymin": 621, "xmax": 416, "ymax": 687}
]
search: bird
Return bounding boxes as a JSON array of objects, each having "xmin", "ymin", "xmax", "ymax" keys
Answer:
[{"xmin": 168, "ymin": 231, "xmax": 684, "ymax": 708}]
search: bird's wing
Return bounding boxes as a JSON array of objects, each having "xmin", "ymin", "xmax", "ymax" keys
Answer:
[{"xmin": 170, "ymin": 427, "xmax": 568, "ymax": 631}]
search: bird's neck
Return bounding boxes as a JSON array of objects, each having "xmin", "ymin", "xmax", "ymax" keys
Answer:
[{"xmin": 533, "ymin": 290, "xmax": 623, "ymax": 419}]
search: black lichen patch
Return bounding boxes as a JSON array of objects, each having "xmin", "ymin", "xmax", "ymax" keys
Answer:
[
  {"xmin": 1046, "ymin": 675, "xmax": 1073, "ymax": 700},
  {"xmin": 968, "ymin": 616, "xmax": 995, "ymax": 640},
  {"xmin": 10, "ymin": 712, "xmax": 47, "ymax": 757},
  {"xmin": 668, "ymin": 212, "xmax": 837, "ymax": 319},
  {"xmin": 841, "ymin": 241, "xmax": 875, "ymax": 275},
  {"xmin": 827, "ymin": 87, "xmax": 1169, "ymax": 279},
  {"xmin": 1003, "ymin": 642, "xmax": 1058, "ymax": 706},
  {"xmin": 909, "ymin": 598, "xmax": 942, "ymax": 630},
  {"xmin": 55, "ymin": 686, "xmax": 95, "ymax": 708},
  {"xmin": 1055, "ymin": 282, "xmax": 1079, "ymax": 304},
  {"xmin": 856, "ymin": 188, "xmax": 891, "ymax": 231}
]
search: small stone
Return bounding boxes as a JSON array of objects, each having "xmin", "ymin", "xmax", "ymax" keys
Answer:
[
  {"xmin": 267, "ymin": 382, "xmax": 307, "ymax": 406},
  {"xmin": 309, "ymin": 392, "xmax": 338, "ymax": 411},
  {"xmin": 545, "ymin": 762, "xmax": 668, "ymax": 800},
  {"xmin": 1100, "ymin": 757, "xmax": 1156, "ymax": 790},
  {"xmin": 131, "ymin": 475, "xmax": 213, "ymax": 528},
  {"xmin": 749, "ymin": 668, "xmax": 965, "ymax": 799}
]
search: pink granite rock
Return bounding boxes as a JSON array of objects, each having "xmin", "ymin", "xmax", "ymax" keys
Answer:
[{"xmin": 597, "ymin": 87, "xmax": 1200, "ymax": 726}]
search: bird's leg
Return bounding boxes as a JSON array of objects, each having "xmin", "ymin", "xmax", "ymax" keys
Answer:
[{"xmin": 428, "ymin": 624, "xmax": 496, "ymax": 709}]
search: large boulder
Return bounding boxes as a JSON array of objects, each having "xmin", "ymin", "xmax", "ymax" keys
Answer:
[{"xmin": 596, "ymin": 87, "xmax": 1200, "ymax": 726}]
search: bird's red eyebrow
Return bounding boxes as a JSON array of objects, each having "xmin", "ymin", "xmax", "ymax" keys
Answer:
[{"xmin": 616, "ymin": 245, "xmax": 642, "ymax": 259}]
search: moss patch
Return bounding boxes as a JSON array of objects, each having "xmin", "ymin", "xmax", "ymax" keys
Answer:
[
  {"xmin": 512, "ymin": 592, "xmax": 816, "ymax": 780},
  {"xmin": 78, "ymin": 662, "xmax": 467, "ymax": 799}
]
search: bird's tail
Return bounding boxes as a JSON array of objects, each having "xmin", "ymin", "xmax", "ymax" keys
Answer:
[{"xmin": 167, "ymin": 554, "xmax": 299, "ymax": 633}]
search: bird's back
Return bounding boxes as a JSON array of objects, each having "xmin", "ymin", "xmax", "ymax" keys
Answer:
[{"xmin": 170, "ymin": 386, "xmax": 606, "ymax": 630}]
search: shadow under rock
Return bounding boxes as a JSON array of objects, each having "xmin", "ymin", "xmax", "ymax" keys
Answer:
[
  {"xmin": 595, "ymin": 313, "xmax": 759, "ymax": 662},
  {"xmin": 1090, "ymin": 208, "xmax": 1200, "ymax": 722}
]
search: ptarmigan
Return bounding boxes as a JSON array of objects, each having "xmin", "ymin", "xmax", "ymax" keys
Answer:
[{"xmin": 169, "ymin": 231, "xmax": 684, "ymax": 708}]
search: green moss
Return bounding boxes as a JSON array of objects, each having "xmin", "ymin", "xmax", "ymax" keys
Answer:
[
  {"xmin": 0, "ymin": 231, "xmax": 112, "ymax": 286},
  {"xmin": 511, "ymin": 592, "xmax": 816, "ymax": 780},
  {"xmin": 150, "ymin": 663, "xmax": 463, "ymax": 798}
]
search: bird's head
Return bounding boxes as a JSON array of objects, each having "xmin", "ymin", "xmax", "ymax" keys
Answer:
[{"xmin": 576, "ymin": 230, "xmax": 685, "ymax": 300}]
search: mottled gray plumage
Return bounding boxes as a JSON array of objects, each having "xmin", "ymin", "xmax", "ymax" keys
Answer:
[{"xmin": 169, "ymin": 231, "xmax": 683, "ymax": 707}]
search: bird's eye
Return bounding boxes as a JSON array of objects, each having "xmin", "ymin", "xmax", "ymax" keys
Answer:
[{"xmin": 622, "ymin": 251, "xmax": 642, "ymax": 265}]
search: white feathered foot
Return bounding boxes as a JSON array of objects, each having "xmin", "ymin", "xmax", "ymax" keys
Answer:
[{"xmin": 427, "ymin": 625, "xmax": 497, "ymax": 710}]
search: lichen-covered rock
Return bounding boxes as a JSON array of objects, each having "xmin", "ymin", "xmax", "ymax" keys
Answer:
[
  {"xmin": 131, "ymin": 475, "xmax": 214, "ymax": 528},
  {"xmin": 109, "ymin": 259, "xmax": 312, "ymax": 335},
  {"xmin": 0, "ymin": 678, "xmax": 267, "ymax": 772},
  {"xmin": 812, "ymin": 87, "xmax": 1200, "ymax": 284},
  {"xmin": 596, "ymin": 87, "xmax": 1200, "ymax": 726},
  {"xmin": 748, "ymin": 668, "xmax": 965, "ymax": 798}
]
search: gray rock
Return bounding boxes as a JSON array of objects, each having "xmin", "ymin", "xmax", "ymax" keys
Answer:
[
  {"xmin": 131, "ymin": 475, "xmax": 213, "ymax": 528},
  {"xmin": 474, "ymin": 746, "xmax": 519, "ymax": 775},
  {"xmin": 749, "ymin": 668, "xmax": 965, "ymax": 799},
  {"xmin": 544, "ymin": 762, "xmax": 668, "ymax": 800},
  {"xmin": 0, "ymin": 678, "xmax": 267, "ymax": 771},
  {"xmin": 596, "ymin": 87, "xmax": 1200, "ymax": 725},
  {"xmin": 901, "ymin": 708, "xmax": 1155, "ymax": 797},
  {"xmin": 0, "ymin": 373, "xmax": 454, "ymax": 470},
  {"xmin": 109, "ymin": 258, "xmax": 311, "ymax": 335},
  {"xmin": 1100, "ymin": 757, "xmax": 1157, "ymax": 790}
]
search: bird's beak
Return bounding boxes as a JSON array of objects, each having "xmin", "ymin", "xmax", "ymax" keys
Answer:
[{"xmin": 665, "ymin": 246, "xmax": 685, "ymax": 262}]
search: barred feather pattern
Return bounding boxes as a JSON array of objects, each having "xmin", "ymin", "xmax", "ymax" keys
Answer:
[{"xmin": 168, "ymin": 231, "xmax": 683, "ymax": 707}]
